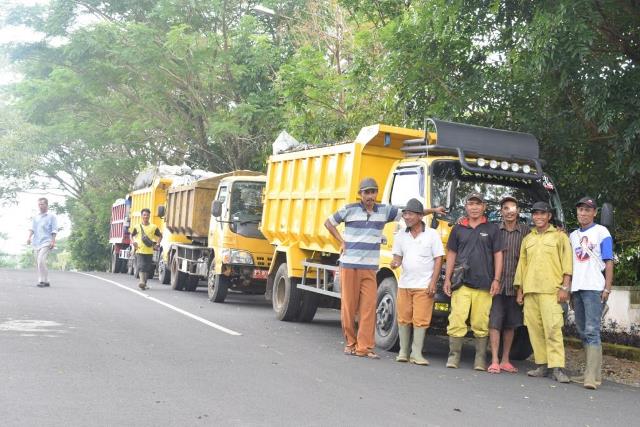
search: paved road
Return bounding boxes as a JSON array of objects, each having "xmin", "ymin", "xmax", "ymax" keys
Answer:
[{"xmin": 1, "ymin": 268, "xmax": 637, "ymax": 426}]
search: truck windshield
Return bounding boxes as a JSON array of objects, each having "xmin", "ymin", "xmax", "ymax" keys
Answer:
[
  {"xmin": 431, "ymin": 161, "xmax": 564, "ymax": 226},
  {"xmin": 229, "ymin": 181, "xmax": 266, "ymax": 239}
]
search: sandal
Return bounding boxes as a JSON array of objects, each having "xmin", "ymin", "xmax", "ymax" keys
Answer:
[
  {"xmin": 487, "ymin": 363, "xmax": 501, "ymax": 374},
  {"xmin": 356, "ymin": 351, "xmax": 380, "ymax": 359},
  {"xmin": 500, "ymin": 362, "xmax": 518, "ymax": 373},
  {"xmin": 343, "ymin": 346, "xmax": 355, "ymax": 356}
]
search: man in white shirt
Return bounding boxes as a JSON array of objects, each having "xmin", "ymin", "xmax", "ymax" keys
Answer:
[
  {"xmin": 569, "ymin": 196, "xmax": 614, "ymax": 390},
  {"xmin": 27, "ymin": 197, "xmax": 58, "ymax": 287},
  {"xmin": 391, "ymin": 198, "xmax": 445, "ymax": 365}
]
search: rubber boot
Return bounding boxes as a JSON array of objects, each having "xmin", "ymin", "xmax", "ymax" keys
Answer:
[
  {"xmin": 446, "ymin": 336, "xmax": 464, "ymax": 368},
  {"xmin": 473, "ymin": 336, "xmax": 488, "ymax": 371},
  {"xmin": 570, "ymin": 347, "xmax": 603, "ymax": 386},
  {"xmin": 409, "ymin": 327, "xmax": 429, "ymax": 366},
  {"xmin": 396, "ymin": 325, "xmax": 411, "ymax": 362},
  {"xmin": 138, "ymin": 272, "xmax": 148, "ymax": 290},
  {"xmin": 583, "ymin": 345, "xmax": 602, "ymax": 389}
]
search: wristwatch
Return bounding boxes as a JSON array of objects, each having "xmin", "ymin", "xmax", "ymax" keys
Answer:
[{"xmin": 560, "ymin": 286, "xmax": 570, "ymax": 292}]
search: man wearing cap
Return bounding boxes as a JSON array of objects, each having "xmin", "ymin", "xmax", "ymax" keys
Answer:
[
  {"xmin": 487, "ymin": 196, "xmax": 530, "ymax": 373},
  {"xmin": 514, "ymin": 201, "xmax": 572, "ymax": 383},
  {"xmin": 569, "ymin": 197, "xmax": 614, "ymax": 389},
  {"xmin": 443, "ymin": 192, "xmax": 504, "ymax": 371},
  {"xmin": 325, "ymin": 178, "xmax": 444, "ymax": 359},
  {"xmin": 390, "ymin": 198, "xmax": 445, "ymax": 365}
]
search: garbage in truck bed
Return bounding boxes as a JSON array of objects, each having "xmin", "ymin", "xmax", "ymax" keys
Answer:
[{"xmin": 132, "ymin": 164, "xmax": 217, "ymax": 190}]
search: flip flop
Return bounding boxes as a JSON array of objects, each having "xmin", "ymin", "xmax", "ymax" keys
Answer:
[
  {"xmin": 487, "ymin": 363, "xmax": 501, "ymax": 374},
  {"xmin": 500, "ymin": 362, "xmax": 518, "ymax": 373},
  {"xmin": 356, "ymin": 351, "xmax": 380, "ymax": 359},
  {"xmin": 343, "ymin": 346, "xmax": 355, "ymax": 356}
]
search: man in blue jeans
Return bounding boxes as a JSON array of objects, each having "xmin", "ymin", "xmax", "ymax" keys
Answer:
[{"xmin": 569, "ymin": 197, "xmax": 614, "ymax": 390}]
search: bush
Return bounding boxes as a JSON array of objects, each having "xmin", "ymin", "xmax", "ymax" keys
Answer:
[
  {"xmin": 565, "ymin": 320, "xmax": 640, "ymax": 348},
  {"xmin": 615, "ymin": 245, "xmax": 640, "ymax": 287}
]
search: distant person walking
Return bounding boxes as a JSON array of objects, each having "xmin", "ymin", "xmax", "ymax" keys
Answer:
[
  {"xmin": 569, "ymin": 197, "xmax": 614, "ymax": 390},
  {"xmin": 130, "ymin": 208, "xmax": 162, "ymax": 290},
  {"xmin": 27, "ymin": 197, "xmax": 58, "ymax": 287}
]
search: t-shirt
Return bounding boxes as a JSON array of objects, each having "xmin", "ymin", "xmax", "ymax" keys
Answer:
[
  {"xmin": 131, "ymin": 223, "xmax": 161, "ymax": 255},
  {"xmin": 447, "ymin": 218, "xmax": 504, "ymax": 290},
  {"xmin": 30, "ymin": 212, "xmax": 58, "ymax": 249},
  {"xmin": 328, "ymin": 202, "xmax": 402, "ymax": 270},
  {"xmin": 392, "ymin": 223, "xmax": 445, "ymax": 289},
  {"xmin": 570, "ymin": 223, "xmax": 613, "ymax": 292}
]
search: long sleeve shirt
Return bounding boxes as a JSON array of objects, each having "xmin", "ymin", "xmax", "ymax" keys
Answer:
[{"xmin": 513, "ymin": 224, "xmax": 572, "ymax": 294}]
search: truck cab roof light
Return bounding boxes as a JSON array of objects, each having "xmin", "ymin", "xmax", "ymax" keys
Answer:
[
  {"xmin": 477, "ymin": 158, "xmax": 487, "ymax": 167},
  {"xmin": 511, "ymin": 163, "xmax": 520, "ymax": 172},
  {"xmin": 489, "ymin": 160, "xmax": 498, "ymax": 169},
  {"xmin": 500, "ymin": 161, "xmax": 510, "ymax": 170}
]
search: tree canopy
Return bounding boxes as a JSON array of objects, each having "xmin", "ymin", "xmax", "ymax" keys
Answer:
[{"xmin": 1, "ymin": 0, "xmax": 638, "ymax": 282}]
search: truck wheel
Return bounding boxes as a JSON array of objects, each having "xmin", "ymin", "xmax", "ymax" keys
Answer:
[
  {"xmin": 375, "ymin": 276, "xmax": 399, "ymax": 351},
  {"xmin": 297, "ymin": 291, "xmax": 319, "ymax": 322},
  {"xmin": 110, "ymin": 250, "xmax": 119, "ymax": 273},
  {"xmin": 158, "ymin": 259, "xmax": 171, "ymax": 285},
  {"xmin": 509, "ymin": 326, "xmax": 533, "ymax": 360},
  {"xmin": 186, "ymin": 275, "xmax": 199, "ymax": 292},
  {"xmin": 272, "ymin": 263, "xmax": 302, "ymax": 321},
  {"xmin": 117, "ymin": 258, "xmax": 126, "ymax": 274},
  {"xmin": 170, "ymin": 255, "xmax": 186, "ymax": 291},
  {"xmin": 208, "ymin": 272, "xmax": 229, "ymax": 303}
]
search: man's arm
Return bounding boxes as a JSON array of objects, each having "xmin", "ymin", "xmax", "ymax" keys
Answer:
[
  {"xmin": 514, "ymin": 242, "xmax": 527, "ymax": 305},
  {"xmin": 443, "ymin": 249, "xmax": 457, "ymax": 297},
  {"xmin": 602, "ymin": 260, "xmax": 614, "ymax": 302},
  {"xmin": 324, "ymin": 219, "xmax": 345, "ymax": 253},
  {"xmin": 490, "ymin": 250, "xmax": 503, "ymax": 296},
  {"xmin": 424, "ymin": 206, "xmax": 446, "ymax": 216},
  {"xmin": 27, "ymin": 229, "xmax": 33, "ymax": 245},
  {"xmin": 429, "ymin": 255, "xmax": 443, "ymax": 295},
  {"xmin": 49, "ymin": 232, "xmax": 56, "ymax": 249}
]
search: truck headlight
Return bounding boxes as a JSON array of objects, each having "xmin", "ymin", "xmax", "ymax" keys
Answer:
[{"xmin": 221, "ymin": 249, "xmax": 254, "ymax": 265}]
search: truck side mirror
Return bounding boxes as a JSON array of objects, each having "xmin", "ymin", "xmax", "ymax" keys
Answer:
[
  {"xmin": 600, "ymin": 202, "xmax": 614, "ymax": 229},
  {"xmin": 211, "ymin": 200, "xmax": 222, "ymax": 218},
  {"xmin": 157, "ymin": 205, "xmax": 165, "ymax": 218}
]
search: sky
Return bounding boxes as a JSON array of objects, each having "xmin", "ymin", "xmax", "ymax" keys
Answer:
[{"xmin": 0, "ymin": 0, "xmax": 71, "ymax": 255}]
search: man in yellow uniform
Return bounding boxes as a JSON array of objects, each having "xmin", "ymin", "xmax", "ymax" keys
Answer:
[
  {"xmin": 130, "ymin": 208, "xmax": 162, "ymax": 290},
  {"xmin": 514, "ymin": 201, "xmax": 572, "ymax": 382}
]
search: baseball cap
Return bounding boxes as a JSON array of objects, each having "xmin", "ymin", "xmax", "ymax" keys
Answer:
[
  {"xmin": 499, "ymin": 196, "xmax": 518, "ymax": 207},
  {"xmin": 359, "ymin": 177, "xmax": 378, "ymax": 192},
  {"xmin": 465, "ymin": 192, "xmax": 485, "ymax": 203},
  {"xmin": 575, "ymin": 196, "xmax": 597, "ymax": 209},
  {"xmin": 531, "ymin": 201, "xmax": 552, "ymax": 213},
  {"xmin": 402, "ymin": 198, "xmax": 424, "ymax": 214}
]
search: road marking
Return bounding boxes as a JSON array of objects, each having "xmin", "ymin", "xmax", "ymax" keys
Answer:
[{"xmin": 78, "ymin": 273, "xmax": 242, "ymax": 336}]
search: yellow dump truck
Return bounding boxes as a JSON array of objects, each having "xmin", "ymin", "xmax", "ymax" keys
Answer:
[
  {"xmin": 122, "ymin": 176, "xmax": 190, "ymax": 277},
  {"xmin": 160, "ymin": 171, "xmax": 274, "ymax": 301},
  {"xmin": 261, "ymin": 118, "xmax": 564, "ymax": 356}
]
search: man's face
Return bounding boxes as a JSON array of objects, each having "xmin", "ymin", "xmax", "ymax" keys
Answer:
[
  {"xmin": 360, "ymin": 188, "xmax": 378, "ymax": 207},
  {"xmin": 532, "ymin": 210, "xmax": 551, "ymax": 228},
  {"xmin": 141, "ymin": 211, "xmax": 150, "ymax": 223},
  {"xmin": 38, "ymin": 200, "xmax": 48, "ymax": 213},
  {"xmin": 402, "ymin": 210, "xmax": 424, "ymax": 228},
  {"xmin": 576, "ymin": 205, "xmax": 597, "ymax": 227},
  {"xmin": 501, "ymin": 201, "xmax": 519, "ymax": 222},
  {"xmin": 465, "ymin": 199, "xmax": 485, "ymax": 219}
]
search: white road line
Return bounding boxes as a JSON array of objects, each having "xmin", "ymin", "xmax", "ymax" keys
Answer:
[{"xmin": 78, "ymin": 272, "xmax": 242, "ymax": 336}]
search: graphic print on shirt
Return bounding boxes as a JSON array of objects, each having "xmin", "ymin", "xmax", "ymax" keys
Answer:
[{"xmin": 575, "ymin": 235, "xmax": 595, "ymax": 262}]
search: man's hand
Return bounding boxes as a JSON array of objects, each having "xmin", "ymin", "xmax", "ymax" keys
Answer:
[
  {"xmin": 443, "ymin": 279, "xmax": 452, "ymax": 297},
  {"xmin": 516, "ymin": 288, "xmax": 524, "ymax": 306},
  {"xmin": 49, "ymin": 241, "xmax": 55, "ymax": 249},
  {"xmin": 27, "ymin": 238, "xmax": 31, "ymax": 246},
  {"xmin": 431, "ymin": 206, "xmax": 446, "ymax": 215},
  {"xmin": 600, "ymin": 290, "xmax": 610, "ymax": 303},
  {"xmin": 489, "ymin": 280, "xmax": 501, "ymax": 297},
  {"xmin": 557, "ymin": 288, "xmax": 570, "ymax": 304},
  {"xmin": 133, "ymin": 242, "xmax": 138, "ymax": 250},
  {"xmin": 428, "ymin": 283, "xmax": 437, "ymax": 296}
]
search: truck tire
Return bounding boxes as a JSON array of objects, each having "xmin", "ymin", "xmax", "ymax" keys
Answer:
[
  {"xmin": 110, "ymin": 250, "xmax": 119, "ymax": 273},
  {"xmin": 117, "ymin": 258, "xmax": 126, "ymax": 273},
  {"xmin": 375, "ymin": 276, "xmax": 399, "ymax": 351},
  {"xmin": 185, "ymin": 275, "xmax": 199, "ymax": 292},
  {"xmin": 272, "ymin": 263, "xmax": 302, "ymax": 321},
  {"xmin": 297, "ymin": 291, "xmax": 319, "ymax": 322},
  {"xmin": 509, "ymin": 326, "xmax": 533, "ymax": 361},
  {"xmin": 208, "ymin": 272, "xmax": 229, "ymax": 303},
  {"xmin": 170, "ymin": 255, "xmax": 186, "ymax": 291},
  {"xmin": 158, "ymin": 259, "xmax": 171, "ymax": 285}
]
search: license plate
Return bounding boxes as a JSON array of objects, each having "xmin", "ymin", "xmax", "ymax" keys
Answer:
[
  {"xmin": 252, "ymin": 269, "xmax": 268, "ymax": 280},
  {"xmin": 434, "ymin": 302, "xmax": 450, "ymax": 312}
]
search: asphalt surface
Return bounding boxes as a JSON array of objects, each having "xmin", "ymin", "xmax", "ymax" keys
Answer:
[{"xmin": 1, "ymin": 268, "xmax": 638, "ymax": 427}]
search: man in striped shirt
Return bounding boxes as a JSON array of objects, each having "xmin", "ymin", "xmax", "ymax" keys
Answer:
[
  {"xmin": 488, "ymin": 196, "xmax": 530, "ymax": 373},
  {"xmin": 325, "ymin": 177, "xmax": 442, "ymax": 358}
]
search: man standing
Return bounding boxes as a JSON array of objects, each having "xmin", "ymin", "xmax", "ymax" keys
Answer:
[
  {"xmin": 325, "ymin": 178, "xmax": 443, "ymax": 359},
  {"xmin": 569, "ymin": 197, "xmax": 614, "ymax": 390},
  {"xmin": 514, "ymin": 201, "xmax": 572, "ymax": 383},
  {"xmin": 488, "ymin": 196, "xmax": 530, "ymax": 373},
  {"xmin": 390, "ymin": 198, "xmax": 445, "ymax": 365},
  {"xmin": 130, "ymin": 208, "xmax": 162, "ymax": 290},
  {"xmin": 27, "ymin": 197, "xmax": 58, "ymax": 287},
  {"xmin": 444, "ymin": 193, "xmax": 503, "ymax": 371}
]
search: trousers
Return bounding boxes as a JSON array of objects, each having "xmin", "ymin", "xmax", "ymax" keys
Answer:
[
  {"xmin": 447, "ymin": 285, "xmax": 492, "ymax": 338},
  {"xmin": 524, "ymin": 292, "xmax": 565, "ymax": 368},
  {"xmin": 35, "ymin": 245, "xmax": 51, "ymax": 284},
  {"xmin": 340, "ymin": 267, "xmax": 377, "ymax": 355},
  {"xmin": 397, "ymin": 288, "xmax": 434, "ymax": 327}
]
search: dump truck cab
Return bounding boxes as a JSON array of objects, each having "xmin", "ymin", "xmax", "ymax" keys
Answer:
[
  {"xmin": 208, "ymin": 175, "xmax": 274, "ymax": 301},
  {"xmin": 262, "ymin": 118, "xmax": 563, "ymax": 359}
]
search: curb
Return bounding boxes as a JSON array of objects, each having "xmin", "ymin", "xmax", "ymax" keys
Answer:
[{"xmin": 564, "ymin": 337, "xmax": 640, "ymax": 362}]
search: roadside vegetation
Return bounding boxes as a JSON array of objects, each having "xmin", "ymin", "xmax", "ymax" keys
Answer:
[{"xmin": 0, "ymin": 1, "xmax": 638, "ymax": 281}]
